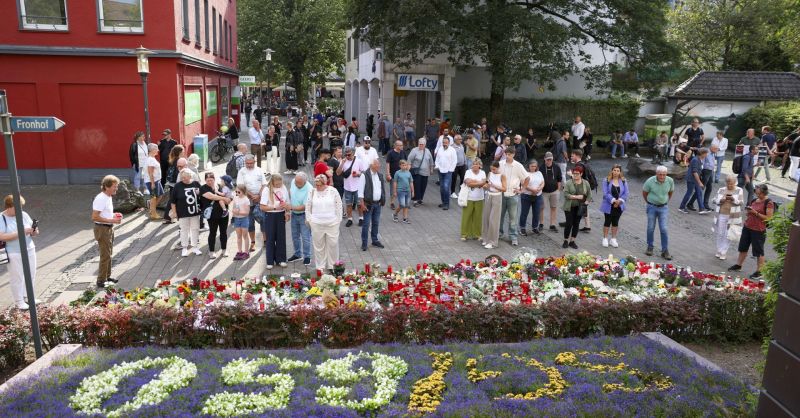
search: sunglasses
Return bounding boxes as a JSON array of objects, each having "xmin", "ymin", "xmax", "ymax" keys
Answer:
[{"xmin": 235, "ymin": 191, "xmax": 242, "ymax": 195}]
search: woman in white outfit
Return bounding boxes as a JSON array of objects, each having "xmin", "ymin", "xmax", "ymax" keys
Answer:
[
  {"xmin": 713, "ymin": 174, "xmax": 744, "ymax": 260},
  {"xmin": 307, "ymin": 174, "xmax": 343, "ymax": 271},
  {"xmin": 481, "ymin": 161, "xmax": 506, "ymax": 249},
  {"xmin": 0, "ymin": 195, "xmax": 40, "ymax": 309}
]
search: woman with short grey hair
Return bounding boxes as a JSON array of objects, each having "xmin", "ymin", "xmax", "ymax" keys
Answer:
[
  {"xmin": 171, "ymin": 168, "xmax": 202, "ymax": 257},
  {"xmin": 307, "ymin": 173, "xmax": 343, "ymax": 271},
  {"xmin": 407, "ymin": 138, "xmax": 433, "ymax": 206}
]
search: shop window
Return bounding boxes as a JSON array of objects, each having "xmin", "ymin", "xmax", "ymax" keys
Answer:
[
  {"xmin": 97, "ymin": 0, "xmax": 143, "ymax": 33},
  {"xmin": 18, "ymin": 0, "xmax": 68, "ymax": 31}
]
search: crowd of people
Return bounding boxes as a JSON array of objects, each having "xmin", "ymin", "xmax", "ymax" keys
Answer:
[{"xmin": 52, "ymin": 113, "xmax": 793, "ymax": 296}]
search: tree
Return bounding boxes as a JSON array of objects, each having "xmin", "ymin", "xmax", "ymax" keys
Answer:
[
  {"xmin": 666, "ymin": 0, "xmax": 796, "ymax": 72},
  {"xmin": 344, "ymin": 0, "xmax": 675, "ymax": 126},
  {"xmin": 237, "ymin": 0, "xmax": 345, "ymax": 106}
]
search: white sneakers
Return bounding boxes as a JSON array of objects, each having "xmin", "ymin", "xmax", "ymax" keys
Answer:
[
  {"xmin": 484, "ymin": 243, "xmax": 496, "ymax": 249},
  {"xmin": 603, "ymin": 238, "xmax": 619, "ymax": 248},
  {"xmin": 715, "ymin": 252, "xmax": 727, "ymax": 260},
  {"xmin": 16, "ymin": 301, "xmax": 29, "ymax": 310},
  {"xmin": 192, "ymin": 247, "xmax": 202, "ymax": 256},
  {"xmin": 602, "ymin": 238, "xmax": 609, "ymax": 247},
  {"xmin": 220, "ymin": 249, "xmax": 228, "ymax": 258},
  {"xmin": 450, "ymin": 193, "xmax": 458, "ymax": 199},
  {"xmin": 181, "ymin": 247, "xmax": 202, "ymax": 257},
  {"xmin": 279, "ymin": 262, "xmax": 288, "ymax": 267},
  {"xmin": 266, "ymin": 264, "xmax": 274, "ymax": 269},
  {"xmin": 209, "ymin": 252, "xmax": 217, "ymax": 259},
  {"xmin": 181, "ymin": 249, "xmax": 189, "ymax": 257}
]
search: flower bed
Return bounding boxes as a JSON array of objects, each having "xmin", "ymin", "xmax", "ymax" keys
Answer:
[
  {"xmin": 0, "ymin": 336, "xmax": 753, "ymax": 417},
  {"xmin": 88, "ymin": 252, "xmax": 766, "ymax": 310}
]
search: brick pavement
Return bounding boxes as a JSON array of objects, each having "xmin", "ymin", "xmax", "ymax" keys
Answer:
[{"xmin": 0, "ymin": 124, "xmax": 789, "ymax": 307}]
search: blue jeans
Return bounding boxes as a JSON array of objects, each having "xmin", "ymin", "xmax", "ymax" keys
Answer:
[
  {"xmin": 290, "ymin": 212, "xmax": 312, "ymax": 258},
  {"xmin": 439, "ymin": 172, "xmax": 453, "ymax": 207},
  {"xmin": 646, "ymin": 203, "xmax": 669, "ymax": 251},
  {"xmin": 715, "ymin": 156, "xmax": 724, "ymax": 182},
  {"xmin": 361, "ymin": 203, "xmax": 382, "ymax": 245},
  {"xmin": 499, "ymin": 195, "xmax": 520, "ymax": 240},
  {"xmin": 610, "ymin": 143, "xmax": 624, "ymax": 158},
  {"xmin": 679, "ymin": 181, "xmax": 705, "ymax": 211},
  {"xmin": 519, "ymin": 194, "xmax": 543, "ymax": 231},
  {"xmin": 132, "ymin": 166, "xmax": 145, "ymax": 191}
]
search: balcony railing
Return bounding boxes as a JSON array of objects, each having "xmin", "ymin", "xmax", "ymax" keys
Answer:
[
  {"xmin": 20, "ymin": 13, "xmax": 67, "ymax": 30},
  {"xmin": 99, "ymin": 18, "xmax": 143, "ymax": 33}
]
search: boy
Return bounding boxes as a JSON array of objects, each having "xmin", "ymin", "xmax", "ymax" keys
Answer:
[{"xmin": 392, "ymin": 160, "xmax": 414, "ymax": 224}]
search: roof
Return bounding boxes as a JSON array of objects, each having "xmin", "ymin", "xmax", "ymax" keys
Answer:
[{"xmin": 670, "ymin": 71, "xmax": 800, "ymax": 101}]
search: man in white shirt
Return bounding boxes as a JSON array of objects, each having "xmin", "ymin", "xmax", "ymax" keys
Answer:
[
  {"xmin": 498, "ymin": 147, "xmax": 529, "ymax": 246},
  {"xmin": 358, "ymin": 159, "xmax": 386, "ymax": 251},
  {"xmin": 434, "ymin": 128, "xmax": 454, "ymax": 157},
  {"xmin": 249, "ymin": 120, "xmax": 265, "ymax": 168},
  {"xmin": 711, "ymin": 131, "xmax": 728, "ymax": 183},
  {"xmin": 355, "ymin": 137, "xmax": 379, "ymax": 166},
  {"xmin": 571, "ymin": 116, "xmax": 585, "ymax": 150},
  {"xmin": 520, "ymin": 160, "xmax": 545, "ymax": 236},
  {"xmin": 91, "ymin": 175, "xmax": 122, "ymax": 287},
  {"xmin": 338, "ymin": 147, "xmax": 366, "ymax": 227},
  {"xmin": 236, "ymin": 154, "xmax": 266, "ymax": 248},
  {"xmin": 434, "ymin": 137, "xmax": 457, "ymax": 210}
]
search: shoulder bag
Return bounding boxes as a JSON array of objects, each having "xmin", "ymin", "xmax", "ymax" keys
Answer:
[{"xmin": 457, "ymin": 182, "xmax": 470, "ymax": 207}]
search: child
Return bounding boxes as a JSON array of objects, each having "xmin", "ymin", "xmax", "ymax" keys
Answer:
[
  {"xmin": 392, "ymin": 160, "xmax": 414, "ymax": 224},
  {"xmin": 231, "ymin": 184, "xmax": 251, "ymax": 260},
  {"xmin": 219, "ymin": 175, "xmax": 234, "ymax": 217}
]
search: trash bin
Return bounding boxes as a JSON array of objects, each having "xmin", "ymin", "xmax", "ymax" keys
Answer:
[{"xmin": 193, "ymin": 134, "xmax": 209, "ymax": 170}]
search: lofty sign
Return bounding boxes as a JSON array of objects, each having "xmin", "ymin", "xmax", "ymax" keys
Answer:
[
  {"xmin": 10, "ymin": 116, "xmax": 65, "ymax": 133},
  {"xmin": 396, "ymin": 74, "xmax": 440, "ymax": 91}
]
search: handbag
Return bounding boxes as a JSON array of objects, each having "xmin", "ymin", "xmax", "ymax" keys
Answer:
[
  {"xmin": 202, "ymin": 206, "xmax": 213, "ymax": 220},
  {"xmin": 411, "ymin": 151, "xmax": 424, "ymax": 176},
  {"xmin": 457, "ymin": 184, "xmax": 469, "ymax": 207},
  {"xmin": 727, "ymin": 224, "xmax": 742, "ymax": 241}
]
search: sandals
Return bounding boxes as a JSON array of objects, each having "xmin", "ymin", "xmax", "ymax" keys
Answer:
[{"xmin": 249, "ymin": 243, "xmax": 256, "ymax": 252}]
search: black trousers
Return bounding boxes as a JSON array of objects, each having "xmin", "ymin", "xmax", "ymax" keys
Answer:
[
  {"xmin": 564, "ymin": 206, "xmax": 583, "ymax": 239},
  {"xmin": 207, "ymin": 216, "xmax": 229, "ymax": 251},
  {"xmin": 451, "ymin": 165, "xmax": 467, "ymax": 194}
]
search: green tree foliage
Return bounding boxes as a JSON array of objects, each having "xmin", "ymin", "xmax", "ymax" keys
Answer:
[
  {"xmin": 742, "ymin": 102, "xmax": 800, "ymax": 138},
  {"xmin": 666, "ymin": 0, "xmax": 797, "ymax": 72},
  {"xmin": 345, "ymin": 0, "xmax": 675, "ymax": 126},
  {"xmin": 237, "ymin": 0, "xmax": 345, "ymax": 106}
]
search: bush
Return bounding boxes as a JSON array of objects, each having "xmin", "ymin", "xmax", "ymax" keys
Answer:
[
  {"xmin": 742, "ymin": 101, "xmax": 800, "ymax": 138},
  {"xmin": 459, "ymin": 97, "xmax": 640, "ymax": 136}
]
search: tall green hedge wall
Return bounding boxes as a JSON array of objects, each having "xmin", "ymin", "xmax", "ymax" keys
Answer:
[
  {"xmin": 460, "ymin": 97, "xmax": 641, "ymax": 136},
  {"xmin": 742, "ymin": 101, "xmax": 800, "ymax": 138}
]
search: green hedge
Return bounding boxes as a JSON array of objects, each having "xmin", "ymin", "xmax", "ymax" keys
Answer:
[
  {"xmin": 460, "ymin": 97, "xmax": 641, "ymax": 136},
  {"xmin": 742, "ymin": 101, "xmax": 800, "ymax": 138}
]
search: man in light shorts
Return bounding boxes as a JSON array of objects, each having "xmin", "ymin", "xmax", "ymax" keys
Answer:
[
  {"xmin": 540, "ymin": 152, "xmax": 563, "ymax": 232},
  {"xmin": 337, "ymin": 147, "xmax": 367, "ymax": 227}
]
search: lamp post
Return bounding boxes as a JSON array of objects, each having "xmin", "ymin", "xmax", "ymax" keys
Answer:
[
  {"xmin": 264, "ymin": 48, "xmax": 273, "ymax": 113},
  {"xmin": 130, "ymin": 46, "xmax": 154, "ymax": 141}
]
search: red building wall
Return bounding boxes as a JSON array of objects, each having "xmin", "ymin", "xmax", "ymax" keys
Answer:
[{"xmin": 0, "ymin": 0, "xmax": 238, "ymax": 184}]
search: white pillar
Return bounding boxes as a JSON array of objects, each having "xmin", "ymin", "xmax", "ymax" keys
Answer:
[
  {"xmin": 358, "ymin": 80, "xmax": 369, "ymax": 134},
  {"xmin": 349, "ymin": 81, "xmax": 359, "ymax": 122}
]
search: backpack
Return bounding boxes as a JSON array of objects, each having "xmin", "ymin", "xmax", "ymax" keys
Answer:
[
  {"xmin": 750, "ymin": 198, "xmax": 778, "ymax": 215},
  {"xmin": 583, "ymin": 163, "xmax": 598, "ymax": 191},
  {"xmin": 226, "ymin": 154, "xmax": 244, "ymax": 181},
  {"xmin": 732, "ymin": 155, "xmax": 743, "ymax": 174}
]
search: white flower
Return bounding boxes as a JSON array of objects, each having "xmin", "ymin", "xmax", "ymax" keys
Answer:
[{"xmin": 315, "ymin": 352, "xmax": 408, "ymax": 412}]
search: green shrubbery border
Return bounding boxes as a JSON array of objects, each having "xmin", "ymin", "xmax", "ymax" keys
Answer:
[
  {"xmin": 742, "ymin": 101, "xmax": 800, "ymax": 138},
  {"xmin": 0, "ymin": 289, "xmax": 766, "ymax": 371},
  {"xmin": 459, "ymin": 97, "xmax": 641, "ymax": 136}
]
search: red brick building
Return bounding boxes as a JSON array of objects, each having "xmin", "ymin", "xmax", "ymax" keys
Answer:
[{"xmin": 0, "ymin": 0, "xmax": 239, "ymax": 184}]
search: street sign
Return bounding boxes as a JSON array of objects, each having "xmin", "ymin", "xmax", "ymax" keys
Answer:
[
  {"xmin": 10, "ymin": 116, "xmax": 65, "ymax": 133},
  {"xmin": 239, "ymin": 75, "xmax": 256, "ymax": 86}
]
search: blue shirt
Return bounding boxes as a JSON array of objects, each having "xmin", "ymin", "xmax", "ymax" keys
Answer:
[
  {"xmin": 394, "ymin": 170, "xmax": 412, "ymax": 191},
  {"xmin": 290, "ymin": 181, "xmax": 312, "ymax": 213},
  {"xmin": 702, "ymin": 152, "xmax": 716, "ymax": 170},
  {"xmin": 763, "ymin": 132, "xmax": 777, "ymax": 148},
  {"xmin": 623, "ymin": 132, "xmax": 638, "ymax": 143},
  {"xmin": 688, "ymin": 157, "xmax": 703, "ymax": 183},
  {"xmin": 739, "ymin": 153, "xmax": 755, "ymax": 178},
  {"xmin": 1, "ymin": 212, "xmax": 34, "ymax": 254}
]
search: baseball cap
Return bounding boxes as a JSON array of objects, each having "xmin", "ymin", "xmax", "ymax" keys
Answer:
[
  {"xmin": 162, "ymin": 128, "xmax": 171, "ymax": 135},
  {"xmin": 363, "ymin": 136, "xmax": 371, "ymax": 142},
  {"xmin": 544, "ymin": 151, "xmax": 554, "ymax": 160},
  {"xmin": 220, "ymin": 175, "xmax": 234, "ymax": 190}
]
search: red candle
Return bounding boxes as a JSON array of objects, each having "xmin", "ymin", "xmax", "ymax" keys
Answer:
[
  {"xmin": 365, "ymin": 264, "xmax": 371, "ymax": 274},
  {"xmin": 387, "ymin": 265, "xmax": 393, "ymax": 274},
  {"xmin": 316, "ymin": 269, "xmax": 322, "ymax": 278}
]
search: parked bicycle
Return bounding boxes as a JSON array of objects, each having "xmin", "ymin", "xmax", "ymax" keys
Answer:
[{"xmin": 209, "ymin": 131, "xmax": 235, "ymax": 163}]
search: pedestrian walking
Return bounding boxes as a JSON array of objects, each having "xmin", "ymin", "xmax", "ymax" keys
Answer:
[
  {"xmin": 679, "ymin": 148, "xmax": 710, "ymax": 214},
  {"xmin": 435, "ymin": 137, "xmax": 457, "ymax": 210},
  {"xmin": 231, "ymin": 184, "xmax": 252, "ymax": 260},
  {"xmin": 392, "ymin": 160, "xmax": 414, "ymax": 224},
  {"xmin": 249, "ymin": 120, "xmax": 265, "ymax": 168},
  {"xmin": 713, "ymin": 175, "xmax": 744, "ymax": 260}
]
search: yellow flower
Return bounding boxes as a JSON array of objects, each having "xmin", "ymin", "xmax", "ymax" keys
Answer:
[{"xmin": 306, "ymin": 286, "xmax": 322, "ymax": 297}]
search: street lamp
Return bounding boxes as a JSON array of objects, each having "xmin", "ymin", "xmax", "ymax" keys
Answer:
[
  {"xmin": 130, "ymin": 46, "xmax": 154, "ymax": 141},
  {"xmin": 264, "ymin": 48, "xmax": 273, "ymax": 113}
]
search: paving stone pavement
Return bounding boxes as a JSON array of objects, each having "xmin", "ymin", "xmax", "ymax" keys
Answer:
[{"xmin": 0, "ymin": 123, "xmax": 790, "ymax": 307}]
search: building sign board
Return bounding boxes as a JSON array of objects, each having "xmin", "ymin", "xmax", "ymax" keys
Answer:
[
  {"xmin": 9, "ymin": 116, "xmax": 65, "ymax": 132},
  {"xmin": 396, "ymin": 74, "xmax": 440, "ymax": 91},
  {"xmin": 239, "ymin": 76, "xmax": 256, "ymax": 86}
]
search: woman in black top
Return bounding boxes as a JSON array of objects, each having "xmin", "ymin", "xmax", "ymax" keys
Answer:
[
  {"xmin": 226, "ymin": 117, "xmax": 239, "ymax": 141},
  {"xmin": 171, "ymin": 169, "xmax": 202, "ymax": 256},
  {"xmin": 583, "ymin": 127, "xmax": 594, "ymax": 160},
  {"xmin": 200, "ymin": 172, "xmax": 232, "ymax": 258}
]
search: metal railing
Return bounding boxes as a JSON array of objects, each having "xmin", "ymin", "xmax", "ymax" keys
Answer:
[
  {"xmin": 20, "ymin": 14, "xmax": 67, "ymax": 29},
  {"xmin": 99, "ymin": 18, "xmax": 143, "ymax": 32}
]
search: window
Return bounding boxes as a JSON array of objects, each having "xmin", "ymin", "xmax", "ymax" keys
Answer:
[
  {"xmin": 18, "ymin": 0, "xmax": 68, "ymax": 30},
  {"xmin": 228, "ymin": 24, "xmax": 233, "ymax": 61},
  {"xmin": 181, "ymin": 0, "xmax": 189, "ymax": 40},
  {"xmin": 212, "ymin": 6, "xmax": 216, "ymax": 54},
  {"xmin": 223, "ymin": 20, "xmax": 228, "ymax": 60},
  {"xmin": 203, "ymin": 0, "xmax": 209, "ymax": 50},
  {"xmin": 218, "ymin": 13, "xmax": 223, "ymax": 58},
  {"xmin": 97, "ymin": 0, "xmax": 143, "ymax": 33},
  {"xmin": 194, "ymin": 0, "xmax": 200, "ymax": 44}
]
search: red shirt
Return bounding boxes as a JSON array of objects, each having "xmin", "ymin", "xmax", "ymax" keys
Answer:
[
  {"xmin": 314, "ymin": 161, "xmax": 331, "ymax": 185},
  {"xmin": 744, "ymin": 198, "xmax": 774, "ymax": 232}
]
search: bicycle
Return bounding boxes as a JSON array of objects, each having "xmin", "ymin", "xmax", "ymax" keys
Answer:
[{"xmin": 209, "ymin": 131, "xmax": 235, "ymax": 163}]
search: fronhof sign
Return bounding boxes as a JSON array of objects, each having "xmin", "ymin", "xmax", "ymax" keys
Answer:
[
  {"xmin": 396, "ymin": 74, "xmax": 440, "ymax": 91},
  {"xmin": 239, "ymin": 76, "xmax": 256, "ymax": 86}
]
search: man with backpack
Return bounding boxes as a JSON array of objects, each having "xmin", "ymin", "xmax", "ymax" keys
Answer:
[
  {"xmin": 226, "ymin": 144, "xmax": 247, "ymax": 185},
  {"xmin": 736, "ymin": 145, "xmax": 757, "ymax": 203}
]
